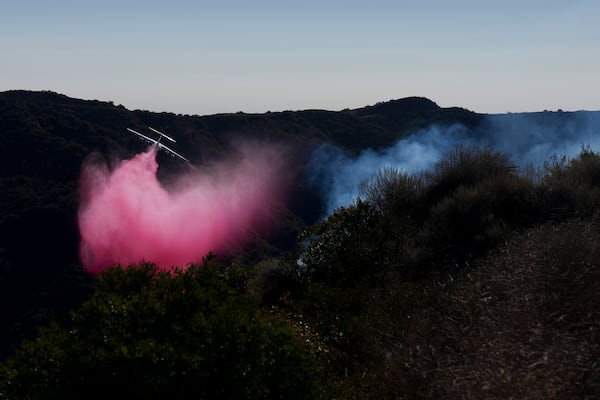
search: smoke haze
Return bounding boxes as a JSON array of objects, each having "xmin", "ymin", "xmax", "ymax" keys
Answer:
[
  {"xmin": 78, "ymin": 142, "xmax": 287, "ymax": 274},
  {"xmin": 308, "ymin": 111, "xmax": 600, "ymax": 214}
]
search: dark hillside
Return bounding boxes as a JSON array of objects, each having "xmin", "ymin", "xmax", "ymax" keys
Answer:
[
  {"xmin": 349, "ymin": 97, "xmax": 481, "ymax": 145},
  {"xmin": 345, "ymin": 218, "xmax": 599, "ymax": 398},
  {"xmin": 1, "ymin": 92, "xmax": 599, "ymax": 397},
  {"xmin": 0, "ymin": 90, "xmax": 480, "ymax": 358}
]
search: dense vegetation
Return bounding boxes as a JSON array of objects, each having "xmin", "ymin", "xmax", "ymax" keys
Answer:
[
  {"xmin": 1, "ymin": 91, "xmax": 599, "ymax": 398},
  {"xmin": 0, "ymin": 90, "xmax": 477, "ymax": 359},
  {"xmin": 290, "ymin": 146, "xmax": 600, "ymax": 397},
  {"xmin": 0, "ymin": 263, "xmax": 322, "ymax": 399}
]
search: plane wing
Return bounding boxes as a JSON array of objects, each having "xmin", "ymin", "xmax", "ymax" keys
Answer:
[
  {"xmin": 148, "ymin": 126, "xmax": 176, "ymax": 143},
  {"xmin": 126, "ymin": 128, "xmax": 190, "ymax": 162},
  {"xmin": 127, "ymin": 128, "xmax": 157, "ymax": 145},
  {"xmin": 156, "ymin": 142, "xmax": 190, "ymax": 162}
]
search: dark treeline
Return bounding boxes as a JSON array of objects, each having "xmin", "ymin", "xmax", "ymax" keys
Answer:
[{"xmin": 0, "ymin": 91, "xmax": 598, "ymax": 398}]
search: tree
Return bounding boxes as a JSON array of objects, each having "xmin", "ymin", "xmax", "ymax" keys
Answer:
[{"xmin": 0, "ymin": 263, "xmax": 323, "ymax": 400}]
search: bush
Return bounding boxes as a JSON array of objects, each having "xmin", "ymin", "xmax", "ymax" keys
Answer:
[
  {"xmin": 359, "ymin": 167, "xmax": 424, "ymax": 216},
  {"xmin": 543, "ymin": 148, "xmax": 600, "ymax": 213},
  {"xmin": 418, "ymin": 172, "xmax": 540, "ymax": 265},
  {"xmin": 0, "ymin": 263, "xmax": 323, "ymax": 400},
  {"xmin": 299, "ymin": 201, "xmax": 412, "ymax": 288},
  {"xmin": 247, "ymin": 258, "xmax": 304, "ymax": 305},
  {"xmin": 424, "ymin": 145, "xmax": 517, "ymax": 203}
]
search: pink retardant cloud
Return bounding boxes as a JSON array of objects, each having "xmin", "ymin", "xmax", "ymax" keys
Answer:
[{"xmin": 78, "ymin": 142, "xmax": 288, "ymax": 274}]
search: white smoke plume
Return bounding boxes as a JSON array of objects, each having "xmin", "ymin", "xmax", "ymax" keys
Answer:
[{"xmin": 307, "ymin": 111, "xmax": 600, "ymax": 215}]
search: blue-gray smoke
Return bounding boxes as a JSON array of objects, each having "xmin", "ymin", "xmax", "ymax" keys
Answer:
[{"xmin": 307, "ymin": 111, "xmax": 600, "ymax": 215}]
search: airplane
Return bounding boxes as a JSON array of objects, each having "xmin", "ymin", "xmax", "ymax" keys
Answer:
[{"xmin": 126, "ymin": 126, "xmax": 190, "ymax": 162}]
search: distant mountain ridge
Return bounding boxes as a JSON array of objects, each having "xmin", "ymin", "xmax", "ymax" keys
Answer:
[
  {"xmin": 0, "ymin": 90, "xmax": 479, "ymax": 155},
  {"xmin": 0, "ymin": 90, "xmax": 445, "ymax": 115}
]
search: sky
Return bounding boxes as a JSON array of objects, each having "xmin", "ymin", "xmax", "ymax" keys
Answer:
[{"xmin": 2, "ymin": 0, "xmax": 599, "ymax": 116}]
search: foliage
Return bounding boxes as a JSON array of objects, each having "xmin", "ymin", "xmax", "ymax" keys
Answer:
[
  {"xmin": 299, "ymin": 201, "xmax": 403, "ymax": 288},
  {"xmin": 246, "ymin": 258, "xmax": 305, "ymax": 305},
  {"xmin": 0, "ymin": 263, "xmax": 323, "ymax": 400},
  {"xmin": 417, "ymin": 172, "xmax": 541, "ymax": 269},
  {"xmin": 290, "ymin": 146, "xmax": 580, "ymax": 397},
  {"xmin": 291, "ymin": 146, "xmax": 600, "ymax": 396},
  {"xmin": 543, "ymin": 147, "xmax": 600, "ymax": 213},
  {"xmin": 359, "ymin": 166, "xmax": 424, "ymax": 216},
  {"xmin": 424, "ymin": 145, "xmax": 517, "ymax": 202},
  {"xmin": 300, "ymin": 146, "xmax": 541, "ymax": 282}
]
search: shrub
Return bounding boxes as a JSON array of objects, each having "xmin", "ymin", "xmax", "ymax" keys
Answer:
[
  {"xmin": 0, "ymin": 263, "xmax": 323, "ymax": 400},
  {"xmin": 247, "ymin": 258, "xmax": 304, "ymax": 305},
  {"xmin": 543, "ymin": 148, "xmax": 600, "ymax": 213},
  {"xmin": 417, "ymin": 172, "xmax": 540, "ymax": 271},
  {"xmin": 299, "ymin": 201, "xmax": 413, "ymax": 288},
  {"xmin": 359, "ymin": 166, "xmax": 424, "ymax": 216},
  {"xmin": 424, "ymin": 145, "xmax": 517, "ymax": 204}
]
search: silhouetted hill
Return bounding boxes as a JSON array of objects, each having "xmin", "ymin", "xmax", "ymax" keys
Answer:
[
  {"xmin": 0, "ymin": 90, "xmax": 481, "ymax": 158},
  {"xmin": 0, "ymin": 90, "xmax": 482, "ymax": 358}
]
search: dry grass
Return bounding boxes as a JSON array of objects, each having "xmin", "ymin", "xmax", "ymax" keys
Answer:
[{"xmin": 365, "ymin": 219, "xmax": 600, "ymax": 399}]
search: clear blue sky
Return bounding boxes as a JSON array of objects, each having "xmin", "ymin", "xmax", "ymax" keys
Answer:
[{"xmin": 2, "ymin": 0, "xmax": 599, "ymax": 115}]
